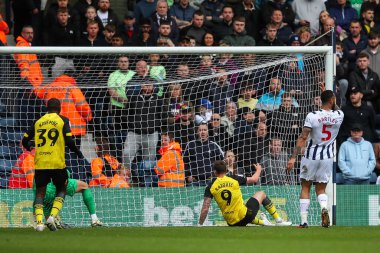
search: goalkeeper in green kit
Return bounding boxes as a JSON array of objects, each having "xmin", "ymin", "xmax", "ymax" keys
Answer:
[{"xmin": 34, "ymin": 170, "xmax": 103, "ymax": 228}]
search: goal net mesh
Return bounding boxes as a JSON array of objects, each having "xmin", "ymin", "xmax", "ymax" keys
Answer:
[{"xmin": 0, "ymin": 48, "xmax": 327, "ymax": 227}]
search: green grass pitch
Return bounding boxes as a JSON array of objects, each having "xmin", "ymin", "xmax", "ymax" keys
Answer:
[{"xmin": 1, "ymin": 226, "xmax": 380, "ymax": 253}]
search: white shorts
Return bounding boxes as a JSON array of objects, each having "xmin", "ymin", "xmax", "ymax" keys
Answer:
[{"xmin": 299, "ymin": 157, "xmax": 333, "ymax": 183}]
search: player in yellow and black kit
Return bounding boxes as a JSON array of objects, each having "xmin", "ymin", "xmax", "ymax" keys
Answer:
[
  {"xmin": 198, "ymin": 160, "xmax": 292, "ymax": 226},
  {"xmin": 22, "ymin": 98, "xmax": 85, "ymax": 232}
]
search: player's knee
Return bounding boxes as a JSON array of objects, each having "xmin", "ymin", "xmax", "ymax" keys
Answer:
[{"xmin": 56, "ymin": 191, "xmax": 66, "ymax": 199}]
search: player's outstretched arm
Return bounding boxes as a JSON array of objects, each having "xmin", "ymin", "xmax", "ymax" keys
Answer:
[
  {"xmin": 247, "ymin": 163, "xmax": 262, "ymax": 185},
  {"xmin": 287, "ymin": 127, "xmax": 311, "ymax": 171},
  {"xmin": 198, "ymin": 197, "xmax": 212, "ymax": 226}
]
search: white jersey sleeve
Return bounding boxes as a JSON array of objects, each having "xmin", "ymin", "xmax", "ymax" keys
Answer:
[{"xmin": 303, "ymin": 109, "xmax": 344, "ymax": 160}]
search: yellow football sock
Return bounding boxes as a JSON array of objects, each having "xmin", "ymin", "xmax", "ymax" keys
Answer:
[
  {"xmin": 252, "ymin": 217, "xmax": 264, "ymax": 225},
  {"xmin": 34, "ymin": 204, "xmax": 44, "ymax": 224},
  {"xmin": 50, "ymin": 197, "xmax": 64, "ymax": 217},
  {"xmin": 264, "ymin": 202, "xmax": 280, "ymax": 220}
]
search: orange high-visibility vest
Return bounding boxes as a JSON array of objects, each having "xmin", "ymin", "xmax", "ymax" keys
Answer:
[
  {"xmin": 109, "ymin": 174, "xmax": 130, "ymax": 188},
  {"xmin": 8, "ymin": 150, "xmax": 35, "ymax": 189},
  {"xmin": 14, "ymin": 36, "xmax": 43, "ymax": 87},
  {"xmin": 89, "ymin": 154, "xmax": 119, "ymax": 187},
  {"xmin": 154, "ymin": 142, "xmax": 185, "ymax": 187},
  {"xmin": 36, "ymin": 75, "xmax": 92, "ymax": 136},
  {"xmin": 0, "ymin": 14, "xmax": 9, "ymax": 45}
]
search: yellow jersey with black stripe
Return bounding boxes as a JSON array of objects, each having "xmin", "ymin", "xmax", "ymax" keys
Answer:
[
  {"xmin": 204, "ymin": 175, "xmax": 247, "ymax": 225},
  {"xmin": 23, "ymin": 113, "xmax": 72, "ymax": 170}
]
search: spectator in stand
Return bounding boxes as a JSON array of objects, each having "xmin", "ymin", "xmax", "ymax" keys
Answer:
[
  {"xmin": 362, "ymin": 31, "xmax": 380, "ymax": 77},
  {"xmin": 44, "ymin": 0, "xmax": 80, "ymax": 43},
  {"xmin": 336, "ymin": 41, "xmax": 350, "ymax": 105},
  {"xmin": 35, "ymin": 72, "xmax": 92, "ymax": 180},
  {"xmin": 208, "ymin": 113, "xmax": 229, "ymax": 151},
  {"xmin": 374, "ymin": 143, "xmax": 380, "ymax": 177},
  {"xmin": 74, "ymin": 0, "xmax": 98, "ymax": 18},
  {"xmin": 164, "ymin": 83, "xmax": 191, "ymax": 127},
  {"xmin": 238, "ymin": 122, "xmax": 270, "ymax": 176},
  {"xmin": 360, "ymin": 6, "xmax": 380, "ymax": 35},
  {"xmin": 297, "ymin": 26, "xmax": 313, "ymax": 46},
  {"xmin": 111, "ymin": 33, "xmax": 125, "ymax": 46},
  {"xmin": 261, "ymin": 0, "xmax": 295, "ymax": 28},
  {"xmin": 96, "ymin": 0, "xmax": 119, "ymax": 31},
  {"xmin": 314, "ymin": 17, "xmax": 336, "ymax": 46},
  {"xmin": 168, "ymin": 104, "xmax": 196, "ymax": 151},
  {"xmin": 148, "ymin": 54, "xmax": 166, "ymax": 81},
  {"xmin": 180, "ymin": 10, "xmax": 208, "ymax": 46},
  {"xmin": 208, "ymin": 68, "xmax": 234, "ymax": 114},
  {"xmin": 360, "ymin": 0, "xmax": 380, "ymax": 24},
  {"xmin": 119, "ymin": 11, "xmax": 138, "ymax": 46},
  {"xmin": 260, "ymin": 137, "xmax": 296, "ymax": 185},
  {"xmin": 128, "ymin": 60, "xmax": 149, "ymax": 93},
  {"xmin": 222, "ymin": 16, "xmax": 256, "ymax": 46},
  {"xmin": 199, "ymin": 0, "xmax": 224, "ymax": 24},
  {"xmin": 234, "ymin": 0, "xmax": 261, "ymax": 41},
  {"xmin": 195, "ymin": 99, "xmax": 213, "ymax": 125},
  {"xmin": 150, "ymin": 0, "xmax": 179, "ymax": 44},
  {"xmin": 348, "ymin": 52, "xmax": 380, "ymax": 112},
  {"xmin": 328, "ymin": 0, "xmax": 358, "ymax": 33},
  {"xmin": 338, "ymin": 86, "xmax": 377, "ymax": 146},
  {"xmin": 154, "ymin": 132, "xmax": 185, "ymax": 187},
  {"xmin": 12, "ymin": 0, "xmax": 42, "ymax": 45},
  {"xmin": 170, "ymin": 0, "xmax": 196, "ymax": 29},
  {"xmin": 134, "ymin": 0, "xmax": 158, "ymax": 26},
  {"xmin": 318, "ymin": 10, "xmax": 331, "ymax": 35},
  {"xmin": 0, "ymin": 13, "xmax": 10, "ymax": 45},
  {"xmin": 268, "ymin": 9, "xmax": 293, "ymax": 44},
  {"xmin": 237, "ymin": 82, "xmax": 258, "ymax": 111},
  {"xmin": 107, "ymin": 56, "xmax": 135, "ymax": 162},
  {"xmin": 338, "ymin": 123, "xmax": 376, "ymax": 184},
  {"xmin": 79, "ymin": 6, "xmax": 103, "ymax": 36},
  {"xmin": 343, "ymin": 20, "xmax": 368, "ymax": 72},
  {"xmin": 291, "ymin": 0, "xmax": 326, "ymax": 36},
  {"xmin": 256, "ymin": 77, "xmax": 289, "ymax": 111},
  {"xmin": 225, "ymin": 150, "xmax": 245, "ymax": 176},
  {"xmin": 135, "ymin": 18, "xmax": 155, "ymax": 46},
  {"xmin": 215, "ymin": 47, "xmax": 239, "ymax": 87},
  {"xmin": 233, "ymin": 107, "xmax": 257, "ymax": 149},
  {"xmin": 77, "ymin": 20, "xmax": 108, "ymax": 46},
  {"xmin": 45, "ymin": 7, "xmax": 80, "ymax": 46},
  {"xmin": 155, "ymin": 20, "xmax": 176, "ymax": 46},
  {"xmin": 102, "ymin": 24, "xmax": 116, "ymax": 46},
  {"xmin": 221, "ymin": 101, "xmax": 238, "ymax": 138},
  {"xmin": 201, "ymin": 32, "xmax": 217, "ymax": 46},
  {"xmin": 258, "ymin": 22, "xmax": 285, "ymax": 46},
  {"xmin": 205, "ymin": 5, "xmax": 234, "ymax": 43},
  {"xmin": 123, "ymin": 77, "xmax": 163, "ymax": 186},
  {"xmin": 183, "ymin": 123, "xmax": 224, "ymax": 186},
  {"xmin": 270, "ymin": 92, "xmax": 302, "ymax": 152}
]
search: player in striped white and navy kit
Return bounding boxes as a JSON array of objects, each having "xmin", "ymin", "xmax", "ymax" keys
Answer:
[{"xmin": 287, "ymin": 90, "xmax": 344, "ymax": 228}]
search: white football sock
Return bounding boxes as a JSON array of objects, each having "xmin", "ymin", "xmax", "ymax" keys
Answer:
[
  {"xmin": 317, "ymin": 193, "xmax": 328, "ymax": 210},
  {"xmin": 300, "ymin": 199, "xmax": 310, "ymax": 224}
]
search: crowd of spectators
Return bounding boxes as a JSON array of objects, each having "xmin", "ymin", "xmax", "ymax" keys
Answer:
[{"xmin": 1, "ymin": 0, "xmax": 380, "ymax": 187}]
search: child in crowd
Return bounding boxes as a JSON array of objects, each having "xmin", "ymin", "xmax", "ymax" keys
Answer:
[{"xmin": 195, "ymin": 99, "xmax": 213, "ymax": 125}]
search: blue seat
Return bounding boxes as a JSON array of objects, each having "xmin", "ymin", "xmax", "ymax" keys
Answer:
[
  {"xmin": 370, "ymin": 172, "xmax": 378, "ymax": 184},
  {"xmin": 0, "ymin": 117, "xmax": 18, "ymax": 128},
  {"xmin": 0, "ymin": 159, "xmax": 14, "ymax": 176},
  {"xmin": 0, "ymin": 176, "xmax": 8, "ymax": 189},
  {"xmin": 335, "ymin": 172, "xmax": 344, "ymax": 184},
  {"xmin": 1, "ymin": 131, "xmax": 24, "ymax": 145},
  {"xmin": 139, "ymin": 160, "xmax": 158, "ymax": 187},
  {"xmin": 375, "ymin": 114, "xmax": 380, "ymax": 140},
  {"xmin": 0, "ymin": 146, "xmax": 22, "ymax": 160}
]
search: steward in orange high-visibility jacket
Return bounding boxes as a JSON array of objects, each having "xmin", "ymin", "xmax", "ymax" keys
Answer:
[
  {"xmin": 108, "ymin": 165, "xmax": 130, "ymax": 188},
  {"xmin": 90, "ymin": 153, "xmax": 121, "ymax": 188},
  {"xmin": 154, "ymin": 134, "xmax": 185, "ymax": 187},
  {"xmin": 8, "ymin": 149, "xmax": 35, "ymax": 189},
  {"xmin": 0, "ymin": 14, "xmax": 9, "ymax": 45},
  {"xmin": 14, "ymin": 26, "xmax": 43, "ymax": 87},
  {"xmin": 35, "ymin": 74, "xmax": 92, "ymax": 137}
]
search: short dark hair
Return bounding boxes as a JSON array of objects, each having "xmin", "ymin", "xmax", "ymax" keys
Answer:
[
  {"xmin": 213, "ymin": 160, "xmax": 227, "ymax": 173},
  {"xmin": 357, "ymin": 52, "xmax": 369, "ymax": 59},
  {"xmin": 320, "ymin": 90, "xmax": 335, "ymax": 104},
  {"xmin": 47, "ymin": 98, "xmax": 61, "ymax": 113},
  {"xmin": 161, "ymin": 132, "xmax": 174, "ymax": 140}
]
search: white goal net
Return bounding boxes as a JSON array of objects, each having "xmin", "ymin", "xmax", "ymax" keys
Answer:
[{"xmin": 0, "ymin": 46, "xmax": 333, "ymax": 227}]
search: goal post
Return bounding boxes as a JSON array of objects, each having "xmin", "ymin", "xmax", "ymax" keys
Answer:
[{"xmin": 0, "ymin": 46, "xmax": 334, "ymax": 227}]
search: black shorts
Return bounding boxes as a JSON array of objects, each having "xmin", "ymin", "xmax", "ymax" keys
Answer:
[
  {"xmin": 34, "ymin": 169, "xmax": 68, "ymax": 192},
  {"xmin": 230, "ymin": 197, "xmax": 260, "ymax": 226}
]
